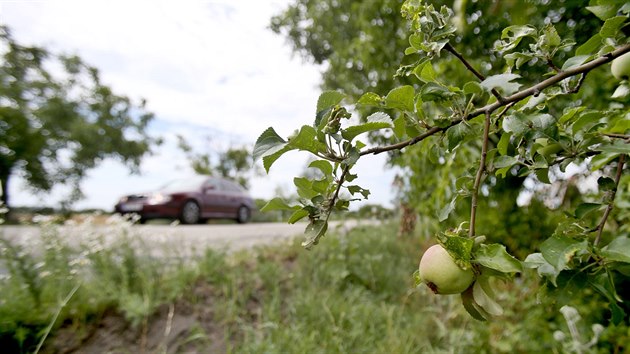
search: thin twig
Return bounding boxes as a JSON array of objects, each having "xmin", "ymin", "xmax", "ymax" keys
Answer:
[
  {"xmin": 603, "ymin": 133, "xmax": 630, "ymax": 141},
  {"xmin": 469, "ymin": 111, "xmax": 491, "ymax": 237},
  {"xmin": 445, "ymin": 43, "xmax": 505, "ymax": 103},
  {"xmin": 594, "ymin": 154, "xmax": 626, "ymax": 246},
  {"xmin": 360, "ymin": 43, "xmax": 630, "ymax": 157},
  {"xmin": 326, "ymin": 165, "xmax": 350, "ymax": 220}
]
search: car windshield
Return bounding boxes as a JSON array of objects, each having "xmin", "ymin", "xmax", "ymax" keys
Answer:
[{"xmin": 158, "ymin": 176, "xmax": 208, "ymax": 192}]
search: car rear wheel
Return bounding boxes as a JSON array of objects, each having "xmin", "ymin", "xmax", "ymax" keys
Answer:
[
  {"xmin": 180, "ymin": 201, "xmax": 201, "ymax": 224},
  {"xmin": 236, "ymin": 206, "xmax": 250, "ymax": 224}
]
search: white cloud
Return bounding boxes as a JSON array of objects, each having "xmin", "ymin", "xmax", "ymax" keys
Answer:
[{"xmin": 3, "ymin": 0, "xmax": 396, "ymax": 211}]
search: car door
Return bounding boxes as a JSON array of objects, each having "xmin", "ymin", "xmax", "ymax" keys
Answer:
[
  {"xmin": 200, "ymin": 178, "xmax": 228, "ymax": 216},
  {"xmin": 220, "ymin": 180, "xmax": 244, "ymax": 215}
]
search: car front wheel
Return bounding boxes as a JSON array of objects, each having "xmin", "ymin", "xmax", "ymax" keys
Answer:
[
  {"xmin": 236, "ymin": 206, "xmax": 250, "ymax": 224},
  {"xmin": 180, "ymin": 201, "xmax": 201, "ymax": 224}
]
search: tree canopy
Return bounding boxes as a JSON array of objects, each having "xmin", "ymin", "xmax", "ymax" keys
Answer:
[
  {"xmin": 0, "ymin": 26, "xmax": 158, "ymax": 208},
  {"xmin": 258, "ymin": 0, "xmax": 630, "ymax": 322}
]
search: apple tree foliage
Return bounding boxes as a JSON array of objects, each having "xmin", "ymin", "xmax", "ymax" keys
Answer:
[
  {"xmin": 0, "ymin": 26, "xmax": 158, "ymax": 209},
  {"xmin": 256, "ymin": 1, "xmax": 630, "ymax": 321}
]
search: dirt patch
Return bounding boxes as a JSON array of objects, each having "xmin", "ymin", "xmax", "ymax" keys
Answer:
[{"xmin": 44, "ymin": 284, "xmax": 226, "ymax": 354}]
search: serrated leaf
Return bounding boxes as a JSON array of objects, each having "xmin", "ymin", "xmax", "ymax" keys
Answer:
[
  {"xmin": 600, "ymin": 16, "xmax": 628, "ymax": 38},
  {"xmin": 480, "ymin": 73, "xmax": 522, "ymax": 95},
  {"xmin": 602, "ymin": 237, "xmax": 630, "ymax": 263},
  {"xmin": 316, "ymin": 91, "xmax": 345, "ymax": 116},
  {"xmin": 357, "ymin": 92, "xmax": 383, "ymax": 106},
  {"xmin": 253, "ymin": 127, "xmax": 287, "ymax": 162},
  {"xmin": 260, "ymin": 197, "xmax": 300, "ymax": 212},
  {"xmin": 341, "ymin": 112, "xmax": 392, "ymax": 141},
  {"xmin": 574, "ymin": 203, "xmax": 604, "ymax": 219},
  {"xmin": 287, "ymin": 209, "xmax": 309, "ymax": 224},
  {"xmin": 302, "ymin": 220, "xmax": 328, "ymax": 249},
  {"xmin": 385, "ymin": 85, "xmax": 415, "ymax": 111},
  {"xmin": 475, "ymin": 243, "xmax": 523, "ymax": 273}
]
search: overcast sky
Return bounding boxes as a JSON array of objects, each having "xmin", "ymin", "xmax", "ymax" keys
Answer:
[{"xmin": 2, "ymin": 0, "xmax": 396, "ymax": 211}]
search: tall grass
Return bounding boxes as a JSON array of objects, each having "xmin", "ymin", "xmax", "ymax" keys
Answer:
[{"xmin": 1, "ymin": 214, "xmax": 625, "ymax": 353}]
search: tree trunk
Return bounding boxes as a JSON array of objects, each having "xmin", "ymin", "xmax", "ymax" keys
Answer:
[{"xmin": 0, "ymin": 171, "xmax": 9, "ymax": 208}]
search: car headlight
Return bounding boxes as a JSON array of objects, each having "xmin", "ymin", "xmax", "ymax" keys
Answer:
[{"xmin": 147, "ymin": 193, "xmax": 172, "ymax": 205}]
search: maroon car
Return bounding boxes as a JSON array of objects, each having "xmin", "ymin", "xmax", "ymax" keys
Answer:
[{"xmin": 114, "ymin": 176, "xmax": 256, "ymax": 224}]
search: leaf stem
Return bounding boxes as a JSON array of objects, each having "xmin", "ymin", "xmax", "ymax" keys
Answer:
[
  {"xmin": 594, "ymin": 154, "xmax": 626, "ymax": 246},
  {"xmin": 469, "ymin": 111, "xmax": 491, "ymax": 237}
]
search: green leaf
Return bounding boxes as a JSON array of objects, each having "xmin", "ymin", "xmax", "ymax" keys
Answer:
[
  {"xmin": 308, "ymin": 160, "xmax": 333, "ymax": 177},
  {"xmin": 473, "ymin": 276, "xmax": 503, "ymax": 316},
  {"xmin": 437, "ymin": 196, "xmax": 457, "ymax": 222},
  {"xmin": 447, "ymin": 123, "xmax": 471, "ymax": 151},
  {"xmin": 523, "ymin": 252, "xmax": 562, "ymax": 285},
  {"xmin": 561, "ymin": 55, "xmax": 590, "ymax": 70},
  {"xmin": 341, "ymin": 112, "xmax": 392, "ymax": 142},
  {"xmin": 357, "ymin": 92, "xmax": 383, "ymax": 106},
  {"xmin": 260, "ymin": 197, "xmax": 300, "ymax": 212},
  {"xmin": 595, "ymin": 141, "xmax": 630, "ymax": 154},
  {"xmin": 497, "ymin": 25, "xmax": 537, "ymax": 52},
  {"xmin": 347, "ymin": 185, "xmax": 370, "ymax": 198},
  {"xmin": 590, "ymin": 152, "xmax": 620, "ymax": 171},
  {"xmin": 536, "ymin": 168, "xmax": 550, "ymax": 184},
  {"xmin": 461, "ymin": 286, "xmax": 488, "ymax": 321},
  {"xmin": 253, "ymin": 127, "xmax": 287, "ymax": 162},
  {"xmin": 497, "ymin": 132, "xmax": 511, "ymax": 156},
  {"xmin": 463, "ymin": 81, "xmax": 484, "ymax": 96},
  {"xmin": 393, "ymin": 116, "xmax": 406, "ymax": 139},
  {"xmin": 600, "ymin": 16, "xmax": 628, "ymax": 38},
  {"xmin": 602, "ymin": 237, "xmax": 630, "ymax": 263},
  {"xmin": 437, "ymin": 234, "xmax": 474, "ymax": 270},
  {"xmin": 287, "ymin": 209, "xmax": 309, "ymax": 224},
  {"xmin": 475, "ymin": 243, "xmax": 523, "ymax": 273},
  {"xmin": 316, "ymin": 91, "xmax": 345, "ymax": 116},
  {"xmin": 574, "ymin": 203, "xmax": 604, "ymax": 219},
  {"xmin": 302, "ymin": 220, "xmax": 328, "ymax": 249},
  {"xmin": 421, "ymin": 82, "xmax": 454, "ymax": 102},
  {"xmin": 294, "ymin": 177, "xmax": 319, "ymax": 199},
  {"xmin": 540, "ymin": 235, "xmax": 588, "ymax": 273},
  {"xmin": 576, "ymin": 34, "xmax": 602, "ymax": 56},
  {"xmin": 586, "ymin": 5, "xmax": 618, "ymax": 21},
  {"xmin": 598, "ymin": 176, "xmax": 617, "ymax": 191},
  {"xmin": 289, "ymin": 125, "xmax": 328, "ymax": 156},
  {"xmin": 385, "ymin": 85, "xmax": 415, "ymax": 111},
  {"xmin": 493, "ymin": 155, "xmax": 518, "ymax": 169},
  {"xmin": 480, "ymin": 73, "xmax": 522, "ymax": 95}
]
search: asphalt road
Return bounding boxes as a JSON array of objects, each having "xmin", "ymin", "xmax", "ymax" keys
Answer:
[{"xmin": 0, "ymin": 219, "xmax": 378, "ymax": 258}]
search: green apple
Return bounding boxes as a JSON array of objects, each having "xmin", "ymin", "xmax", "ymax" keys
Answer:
[
  {"xmin": 611, "ymin": 52, "xmax": 630, "ymax": 80},
  {"xmin": 419, "ymin": 244, "xmax": 474, "ymax": 295}
]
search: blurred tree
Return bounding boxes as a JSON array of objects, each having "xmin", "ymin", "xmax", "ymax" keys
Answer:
[
  {"xmin": 176, "ymin": 134, "xmax": 254, "ymax": 189},
  {"xmin": 0, "ymin": 26, "xmax": 158, "ymax": 210}
]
